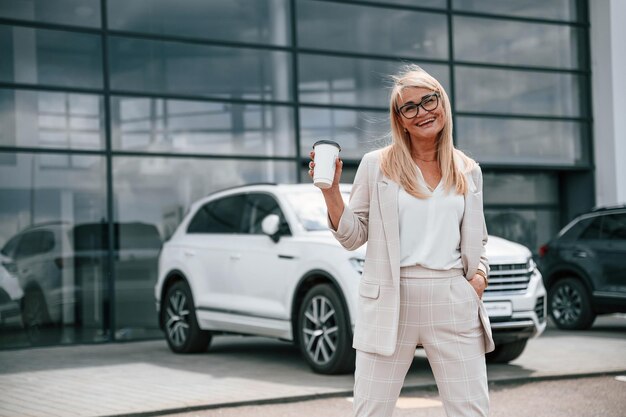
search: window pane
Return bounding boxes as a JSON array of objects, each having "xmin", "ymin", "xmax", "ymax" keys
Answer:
[
  {"xmin": 109, "ymin": 37, "xmax": 292, "ymax": 101},
  {"xmin": 111, "ymin": 96, "xmax": 295, "ymax": 157},
  {"xmin": 455, "ymin": 66, "xmax": 582, "ymax": 117},
  {"xmin": 454, "ymin": 16, "xmax": 581, "ymax": 69},
  {"xmin": 297, "ymin": 1, "xmax": 448, "ymax": 59},
  {"xmin": 243, "ymin": 193, "xmax": 289, "ymax": 235},
  {"xmin": 299, "ymin": 108, "xmax": 389, "ymax": 159},
  {"xmin": 0, "ymin": 152, "xmax": 107, "ymax": 349},
  {"xmin": 580, "ymin": 217, "xmax": 601, "ymax": 240},
  {"xmin": 0, "ymin": 0, "xmax": 101, "ymax": 28},
  {"xmin": 298, "ymin": 55, "xmax": 449, "ymax": 107},
  {"xmin": 482, "ymin": 172, "xmax": 558, "ymax": 205},
  {"xmin": 457, "ymin": 117, "xmax": 586, "ymax": 166},
  {"xmin": 600, "ymin": 214, "xmax": 626, "ymax": 240},
  {"xmin": 192, "ymin": 195, "xmax": 247, "ymax": 234},
  {"xmin": 108, "ymin": 0, "xmax": 291, "ymax": 46},
  {"xmin": 453, "ymin": 0, "xmax": 578, "ymax": 21},
  {"xmin": 485, "ymin": 208, "xmax": 559, "ymax": 254},
  {"xmin": 0, "ymin": 89, "xmax": 104, "ymax": 150},
  {"xmin": 0, "ymin": 25, "xmax": 103, "ymax": 89}
]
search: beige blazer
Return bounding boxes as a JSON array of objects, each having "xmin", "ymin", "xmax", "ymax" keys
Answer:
[{"xmin": 330, "ymin": 148, "xmax": 495, "ymax": 356}]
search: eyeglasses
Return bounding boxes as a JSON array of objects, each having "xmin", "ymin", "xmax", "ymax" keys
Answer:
[{"xmin": 396, "ymin": 92, "xmax": 440, "ymax": 119}]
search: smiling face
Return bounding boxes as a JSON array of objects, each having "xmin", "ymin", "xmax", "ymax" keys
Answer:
[{"xmin": 395, "ymin": 87, "xmax": 446, "ymax": 143}]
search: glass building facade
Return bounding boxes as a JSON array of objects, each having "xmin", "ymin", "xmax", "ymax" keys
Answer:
[{"xmin": 0, "ymin": 0, "xmax": 593, "ymax": 348}]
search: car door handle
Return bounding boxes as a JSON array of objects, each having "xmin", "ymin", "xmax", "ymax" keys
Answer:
[
  {"xmin": 573, "ymin": 250, "xmax": 588, "ymax": 258},
  {"xmin": 230, "ymin": 254, "xmax": 241, "ymax": 260},
  {"xmin": 183, "ymin": 250, "xmax": 196, "ymax": 257}
]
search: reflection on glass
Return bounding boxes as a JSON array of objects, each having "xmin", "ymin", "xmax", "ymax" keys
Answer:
[
  {"xmin": 0, "ymin": 89, "xmax": 104, "ymax": 150},
  {"xmin": 455, "ymin": 66, "xmax": 581, "ymax": 117},
  {"xmin": 482, "ymin": 172, "xmax": 558, "ymax": 205},
  {"xmin": 453, "ymin": 0, "xmax": 578, "ymax": 21},
  {"xmin": 0, "ymin": 153, "xmax": 107, "ymax": 349},
  {"xmin": 485, "ymin": 208, "xmax": 558, "ymax": 254},
  {"xmin": 299, "ymin": 108, "xmax": 390, "ymax": 159},
  {"xmin": 0, "ymin": 25, "xmax": 103, "ymax": 89},
  {"xmin": 454, "ymin": 16, "xmax": 580, "ymax": 69},
  {"xmin": 376, "ymin": 0, "xmax": 446, "ymax": 7},
  {"xmin": 299, "ymin": 55, "xmax": 449, "ymax": 107},
  {"xmin": 457, "ymin": 117, "xmax": 585, "ymax": 166},
  {"xmin": 0, "ymin": 0, "xmax": 101, "ymax": 27},
  {"xmin": 284, "ymin": 190, "xmax": 349, "ymax": 231},
  {"xmin": 297, "ymin": 1, "xmax": 448, "ymax": 59},
  {"xmin": 108, "ymin": 0, "xmax": 291, "ymax": 46},
  {"xmin": 111, "ymin": 96, "xmax": 295, "ymax": 156},
  {"xmin": 109, "ymin": 37, "xmax": 292, "ymax": 101}
]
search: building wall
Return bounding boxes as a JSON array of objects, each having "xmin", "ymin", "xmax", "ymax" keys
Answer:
[{"xmin": 0, "ymin": 0, "xmax": 593, "ymax": 348}]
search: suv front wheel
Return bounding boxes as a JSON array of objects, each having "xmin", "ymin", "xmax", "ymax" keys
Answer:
[
  {"xmin": 549, "ymin": 277, "xmax": 596, "ymax": 330},
  {"xmin": 163, "ymin": 280, "xmax": 212, "ymax": 353},
  {"xmin": 297, "ymin": 284, "xmax": 355, "ymax": 374}
]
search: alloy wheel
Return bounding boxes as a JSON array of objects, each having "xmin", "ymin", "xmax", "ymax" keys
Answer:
[
  {"xmin": 301, "ymin": 295, "xmax": 339, "ymax": 365},
  {"xmin": 551, "ymin": 283, "xmax": 582, "ymax": 325},
  {"xmin": 165, "ymin": 290, "xmax": 190, "ymax": 347}
]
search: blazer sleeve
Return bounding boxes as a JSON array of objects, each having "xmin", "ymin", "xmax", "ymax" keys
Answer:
[
  {"xmin": 327, "ymin": 153, "xmax": 371, "ymax": 251},
  {"xmin": 475, "ymin": 166, "xmax": 490, "ymax": 276}
]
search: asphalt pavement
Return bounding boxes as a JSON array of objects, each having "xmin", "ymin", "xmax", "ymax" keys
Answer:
[{"xmin": 0, "ymin": 315, "xmax": 624, "ymax": 417}]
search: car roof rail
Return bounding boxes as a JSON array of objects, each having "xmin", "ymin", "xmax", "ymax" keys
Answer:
[
  {"xmin": 590, "ymin": 204, "xmax": 626, "ymax": 212},
  {"xmin": 209, "ymin": 182, "xmax": 278, "ymax": 196}
]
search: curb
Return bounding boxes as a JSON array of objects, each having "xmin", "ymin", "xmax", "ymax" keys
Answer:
[{"xmin": 102, "ymin": 369, "xmax": 626, "ymax": 417}]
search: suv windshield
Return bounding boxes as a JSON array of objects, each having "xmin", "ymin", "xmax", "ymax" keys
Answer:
[{"xmin": 285, "ymin": 191, "xmax": 350, "ymax": 231}]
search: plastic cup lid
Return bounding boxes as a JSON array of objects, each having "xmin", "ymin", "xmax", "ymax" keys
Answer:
[{"xmin": 312, "ymin": 140, "xmax": 341, "ymax": 151}]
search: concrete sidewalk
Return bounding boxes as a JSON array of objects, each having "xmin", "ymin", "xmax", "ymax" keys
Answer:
[{"xmin": 1, "ymin": 316, "xmax": 625, "ymax": 417}]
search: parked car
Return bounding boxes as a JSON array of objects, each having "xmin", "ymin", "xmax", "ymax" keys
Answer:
[
  {"xmin": 0, "ymin": 221, "xmax": 162, "ymax": 344},
  {"xmin": 0, "ymin": 258, "xmax": 23, "ymax": 325},
  {"xmin": 538, "ymin": 205, "xmax": 626, "ymax": 330},
  {"xmin": 156, "ymin": 183, "xmax": 546, "ymax": 374}
]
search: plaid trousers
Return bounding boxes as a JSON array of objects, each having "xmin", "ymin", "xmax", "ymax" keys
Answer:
[{"xmin": 353, "ymin": 266, "xmax": 489, "ymax": 417}]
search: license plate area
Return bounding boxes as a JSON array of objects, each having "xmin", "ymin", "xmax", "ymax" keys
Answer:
[{"xmin": 484, "ymin": 301, "xmax": 513, "ymax": 318}]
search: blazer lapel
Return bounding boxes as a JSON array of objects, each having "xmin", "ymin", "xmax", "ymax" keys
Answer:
[
  {"xmin": 461, "ymin": 170, "xmax": 481, "ymax": 279},
  {"xmin": 378, "ymin": 178, "xmax": 401, "ymax": 286}
]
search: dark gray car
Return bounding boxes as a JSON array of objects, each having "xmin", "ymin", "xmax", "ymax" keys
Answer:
[{"xmin": 538, "ymin": 206, "xmax": 626, "ymax": 329}]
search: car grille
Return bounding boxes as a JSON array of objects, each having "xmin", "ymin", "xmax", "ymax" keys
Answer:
[
  {"xmin": 485, "ymin": 261, "xmax": 533, "ymax": 295},
  {"xmin": 535, "ymin": 296, "xmax": 546, "ymax": 322}
]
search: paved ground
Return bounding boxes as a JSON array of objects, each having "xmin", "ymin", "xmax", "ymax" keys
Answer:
[
  {"xmin": 162, "ymin": 374, "xmax": 626, "ymax": 417},
  {"xmin": 0, "ymin": 315, "xmax": 624, "ymax": 417}
]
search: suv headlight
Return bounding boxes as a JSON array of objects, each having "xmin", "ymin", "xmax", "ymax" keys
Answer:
[
  {"xmin": 349, "ymin": 258, "xmax": 365, "ymax": 274},
  {"xmin": 528, "ymin": 257, "xmax": 536, "ymax": 271}
]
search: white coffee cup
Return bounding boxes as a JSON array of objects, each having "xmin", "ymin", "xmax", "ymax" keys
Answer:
[{"xmin": 313, "ymin": 140, "xmax": 341, "ymax": 189}]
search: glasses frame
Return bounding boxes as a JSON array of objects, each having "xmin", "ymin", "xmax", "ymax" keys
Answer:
[{"xmin": 396, "ymin": 92, "xmax": 440, "ymax": 119}]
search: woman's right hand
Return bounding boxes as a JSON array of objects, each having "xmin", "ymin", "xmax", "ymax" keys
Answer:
[{"xmin": 308, "ymin": 150, "xmax": 344, "ymax": 191}]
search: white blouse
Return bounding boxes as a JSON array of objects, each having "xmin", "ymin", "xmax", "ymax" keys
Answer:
[{"xmin": 398, "ymin": 170, "xmax": 465, "ymax": 270}]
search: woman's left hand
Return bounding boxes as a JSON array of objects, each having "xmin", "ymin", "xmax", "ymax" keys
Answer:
[{"xmin": 469, "ymin": 273, "xmax": 487, "ymax": 299}]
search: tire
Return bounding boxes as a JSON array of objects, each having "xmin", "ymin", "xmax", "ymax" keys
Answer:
[
  {"xmin": 486, "ymin": 339, "xmax": 528, "ymax": 363},
  {"xmin": 548, "ymin": 277, "xmax": 596, "ymax": 330},
  {"xmin": 21, "ymin": 288, "xmax": 61, "ymax": 345},
  {"xmin": 162, "ymin": 280, "xmax": 211, "ymax": 353},
  {"xmin": 297, "ymin": 284, "xmax": 355, "ymax": 375}
]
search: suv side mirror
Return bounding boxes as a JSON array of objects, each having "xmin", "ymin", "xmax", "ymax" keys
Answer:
[{"xmin": 261, "ymin": 214, "xmax": 281, "ymax": 242}]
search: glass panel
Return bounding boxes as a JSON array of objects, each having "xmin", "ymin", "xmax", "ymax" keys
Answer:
[
  {"xmin": 0, "ymin": 89, "xmax": 104, "ymax": 150},
  {"xmin": 454, "ymin": 16, "xmax": 580, "ymax": 69},
  {"xmin": 297, "ymin": 1, "xmax": 448, "ymax": 59},
  {"xmin": 482, "ymin": 172, "xmax": 558, "ymax": 205},
  {"xmin": 108, "ymin": 0, "xmax": 291, "ymax": 46},
  {"xmin": 112, "ymin": 156, "xmax": 295, "ymax": 339},
  {"xmin": 455, "ymin": 66, "xmax": 582, "ymax": 117},
  {"xmin": 457, "ymin": 117, "xmax": 585, "ymax": 166},
  {"xmin": 599, "ymin": 214, "xmax": 626, "ymax": 240},
  {"xmin": 108, "ymin": 37, "xmax": 292, "ymax": 101},
  {"xmin": 0, "ymin": 25, "xmax": 103, "ymax": 89},
  {"xmin": 453, "ymin": 0, "xmax": 578, "ymax": 21},
  {"xmin": 0, "ymin": 153, "xmax": 107, "ymax": 349},
  {"xmin": 242, "ymin": 193, "xmax": 290, "ymax": 235},
  {"xmin": 485, "ymin": 208, "xmax": 559, "ymax": 254},
  {"xmin": 376, "ymin": 0, "xmax": 445, "ymax": 7},
  {"xmin": 0, "ymin": 0, "xmax": 101, "ymax": 28},
  {"xmin": 298, "ymin": 55, "xmax": 449, "ymax": 107},
  {"xmin": 299, "ymin": 108, "xmax": 390, "ymax": 159},
  {"xmin": 111, "ymin": 96, "xmax": 295, "ymax": 157},
  {"xmin": 188, "ymin": 195, "xmax": 247, "ymax": 234}
]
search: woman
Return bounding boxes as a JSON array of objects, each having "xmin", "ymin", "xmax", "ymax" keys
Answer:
[{"xmin": 308, "ymin": 65, "xmax": 495, "ymax": 417}]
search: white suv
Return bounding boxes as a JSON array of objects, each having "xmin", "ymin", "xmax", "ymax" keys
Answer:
[{"xmin": 156, "ymin": 183, "xmax": 546, "ymax": 374}]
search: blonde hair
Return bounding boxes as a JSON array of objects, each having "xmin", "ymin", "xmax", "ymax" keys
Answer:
[{"xmin": 380, "ymin": 64, "xmax": 476, "ymax": 198}]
